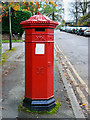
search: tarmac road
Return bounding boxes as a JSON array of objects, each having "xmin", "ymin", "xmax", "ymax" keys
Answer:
[{"xmin": 55, "ymin": 30, "xmax": 88, "ymax": 85}]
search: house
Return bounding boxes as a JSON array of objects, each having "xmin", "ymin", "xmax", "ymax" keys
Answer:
[{"xmin": 65, "ymin": 21, "xmax": 74, "ymax": 26}]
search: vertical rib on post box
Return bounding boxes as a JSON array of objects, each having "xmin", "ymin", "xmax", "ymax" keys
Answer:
[{"xmin": 20, "ymin": 12, "xmax": 58, "ymax": 111}]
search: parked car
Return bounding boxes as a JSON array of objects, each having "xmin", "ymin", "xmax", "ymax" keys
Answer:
[
  {"xmin": 72, "ymin": 27, "xmax": 77, "ymax": 34},
  {"xmin": 64, "ymin": 26, "xmax": 68, "ymax": 32},
  {"xmin": 62, "ymin": 27, "xmax": 66, "ymax": 31},
  {"xmin": 66, "ymin": 26, "xmax": 69, "ymax": 32},
  {"xmin": 66, "ymin": 27, "xmax": 72, "ymax": 33},
  {"xmin": 76, "ymin": 27, "xmax": 81, "ymax": 34},
  {"xmin": 84, "ymin": 27, "xmax": 90, "ymax": 36},
  {"xmin": 60, "ymin": 27, "xmax": 63, "ymax": 31},
  {"xmin": 79, "ymin": 27, "xmax": 87, "ymax": 35}
]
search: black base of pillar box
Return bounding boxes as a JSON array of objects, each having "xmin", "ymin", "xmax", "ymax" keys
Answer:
[{"xmin": 23, "ymin": 97, "xmax": 56, "ymax": 111}]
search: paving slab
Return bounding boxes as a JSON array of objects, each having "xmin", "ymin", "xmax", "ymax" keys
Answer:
[
  {"xmin": 2, "ymin": 42, "xmax": 75, "ymax": 119},
  {"xmin": 2, "ymin": 61, "xmax": 75, "ymax": 119}
]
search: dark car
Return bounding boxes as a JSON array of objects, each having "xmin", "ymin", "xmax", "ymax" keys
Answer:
[{"xmin": 79, "ymin": 27, "xmax": 87, "ymax": 36}]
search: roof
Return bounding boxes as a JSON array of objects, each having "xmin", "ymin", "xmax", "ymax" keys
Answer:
[
  {"xmin": 65, "ymin": 21, "xmax": 74, "ymax": 23},
  {"xmin": 20, "ymin": 12, "xmax": 58, "ymax": 28}
]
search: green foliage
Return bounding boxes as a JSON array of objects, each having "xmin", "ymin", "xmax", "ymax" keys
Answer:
[
  {"xmin": 2, "ymin": 40, "xmax": 22, "ymax": 43},
  {"xmin": 2, "ymin": 15, "xmax": 9, "ymax": 33},
  {"xmin": 2, "ymin": 47, "xmax": 16, "ymax": 64},
  {"xmin": 40, "ymin": 2, "xmax": 62, "ymax": 21},
  {"xmin": 77, "ymin": 12, "xmax": 90, "ymax": 26},
  {"xmin": 18, "ymin": 100, "xmax": 61, "ymax": 114},
  {"xmin": 56, "ymin": 25, "xmax": 61, "ymax": 29},
  {"xmin": 12, "ymin": 10, "xmax": 32, "ymax": 34},
  {"xmin": 69, "ymin": 22, "xmax": 75, "ymax": 26},
  {"xmin": 2, "ymin": 9, "xmax": 32, "ymax": 35}
]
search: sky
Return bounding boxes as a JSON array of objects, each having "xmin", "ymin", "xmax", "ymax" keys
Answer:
[
  {"xmin": 63, "ymin": 0, "xmax": 75, "ymax": 21},
  {"xmin": 63, "ymin": 0, "xmax": 73, "ymax": 21},
  {"xmin": 63, "ymin": 0, "xmax": 89, "ymax": 21}
]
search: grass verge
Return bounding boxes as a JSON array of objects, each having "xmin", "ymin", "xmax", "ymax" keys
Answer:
[
  {"xmin": 18, "ymin": 99, "xmax": 61, "ymax": 114},
  {"xmin": 1, "ymin": 47, "xmax": 16, "ymax": 64},
  {"xmin": 2, "ymin": 40, "xmax": 22, "ymax": 43}
]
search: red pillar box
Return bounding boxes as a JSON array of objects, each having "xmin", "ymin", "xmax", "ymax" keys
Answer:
[{"xmin": 20, "ymin": 12, "xmax": 58, "ymax": 111}]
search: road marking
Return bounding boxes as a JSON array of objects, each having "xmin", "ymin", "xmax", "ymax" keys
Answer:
[
  {"xmin": 55, "ymin": 46, "xmax": 89, "ymax": 113},
  {"xmin": 56, "ymin": 61, "xmax": 85, "ymax": 118},
  {"xmin": 66, "ymin": 69, "xmax": 89, "ymax": 111},
  {"xmin": 55, "ymin": 42, "xmax": 89, "ymax": 95}
]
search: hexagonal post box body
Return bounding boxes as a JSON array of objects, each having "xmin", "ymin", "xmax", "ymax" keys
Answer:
[{"xmin": 20, "ymin": 12, "xmax": 58, "ymax": 111}]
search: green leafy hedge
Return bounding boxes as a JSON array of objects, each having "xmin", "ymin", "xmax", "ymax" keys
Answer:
[
  {"xmin": 2, "ymin": 8, "xmax": 32, "ymax": 35},
  {"xmin": 77, "ymin": 12, "xmax": 90, "ymax": 26}
]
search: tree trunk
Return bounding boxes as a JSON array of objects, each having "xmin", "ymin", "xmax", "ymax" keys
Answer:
[
  {"xmin": 52, "ymin": 12, "xmax": 55, "ymax": 20},
  {"xmin": 76, "ymin": 0, "xmax": 78, "ymax": 25}
]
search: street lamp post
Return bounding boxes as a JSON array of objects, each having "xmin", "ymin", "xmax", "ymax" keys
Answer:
[{"xmin": 9, "ymin": 5, "xmax": 12, "ymax": 50}]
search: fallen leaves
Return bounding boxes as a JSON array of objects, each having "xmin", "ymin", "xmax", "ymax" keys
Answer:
[
  {"xmin": 69, "ymin": 105, "xmax": 72, "ymax": 108},
  {"xmin": 64, "ymin": 66, "xmax": 68, "ymax": 69},
  {"xmin": 79, "ymin": 84, "xmax": 86, "ymax": 90},
  {"xmin": 64, "ymin": 73, "xmax": 67, "ymax": 77},
  {"xmin": 62, "ymin": 63, "xmax": 65, "ymax": 66},
  {"xmin": 5, "ymin": 71, "xmax": 8, "ymax": 74},
  {"xmin": 62, "ymin": 69, "xmax": 64, "ymax": 72},
  {"xmin": 82, "ymin": 103, "xmax": 86, "ymax": 106},
  {"xmin": 66, "ymin": 97, "xmax": 70, "ymax": 102},
  {"xmin": 2, "ymin": 107, "xmax": 5, "ymax": 110},
  {"xmin": 58, "ymin": 80, "xmax": 63, "ymax": 83},
  {"xmin": 65, "ymin": 97, "xmax": 72, "ymax": 108},
  {"xmin": 79, "ymin": 103, "xmax": 86, "ymax": 107},
  {"xmin": 67, "ymin": 80, "xmax": 73, "ymax": 84},
  {"xmin": 55, "ymin": 90, "xmax": 58, "ymax": 92}
]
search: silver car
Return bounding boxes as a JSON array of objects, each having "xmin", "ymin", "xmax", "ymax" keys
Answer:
[{"xmin": 84, "ymin": 27, "xmax": 90, "ymax": 36}]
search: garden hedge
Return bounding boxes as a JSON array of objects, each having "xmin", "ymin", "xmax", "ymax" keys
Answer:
[{"xmin": 2, "ymin": 8, "xmax": 32, "ymax": 35}]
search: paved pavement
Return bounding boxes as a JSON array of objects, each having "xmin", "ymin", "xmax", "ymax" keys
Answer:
[
  {"xmin": 2, "ymin": 36, "xmax": 88, "ymax": 119},
  {"xmin": 2, "ymin": 42, "xmax": 25, "ymax": 54},
  {"xmin": 1, "ymin": 42, "xmax": 76, "ymax": 119}
]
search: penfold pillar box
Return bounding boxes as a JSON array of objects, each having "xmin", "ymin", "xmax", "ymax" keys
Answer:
[{"xmin": 20, "ymin": 12, "xmax": 58, "ymax": 111}]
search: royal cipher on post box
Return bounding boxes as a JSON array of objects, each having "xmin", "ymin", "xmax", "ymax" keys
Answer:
[{"xmin": 20, "ymin": 12, "xmax": 58, "ymax": 111}]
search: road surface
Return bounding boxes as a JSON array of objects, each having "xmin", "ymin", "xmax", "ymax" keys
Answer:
[{"xmin": 55, "ymin": 30, "xmax": 88, "ymax": 85}]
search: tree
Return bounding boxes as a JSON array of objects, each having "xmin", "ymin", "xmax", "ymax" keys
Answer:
[
  {"xmin": 79, "ymin": 0, "xmax": 88, "ymax": 15},
  {"xmin": 77, "ymin": 12, "xmax": 90, "ymax": 26},
  {"xmin": 69, "ymin": 0, "xmax": 88, "ymax": 25},
  {"xmin": 2, "ymin": 8, "xmax": 32, "ymax": 34},
  {"xmin": 40, "ymin": 1, "xmax": 63, "ymax": 21},
  {"xmin": 1, "ymin": 1, "xmax": 41, "ymax": 16},
  {"xmin": 1, "ymin": 1, "xmax": 32, "ymax": 50},
  {"xmin": 1, "ymin": 1, "xmax": 64, "ymax": 21}
]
